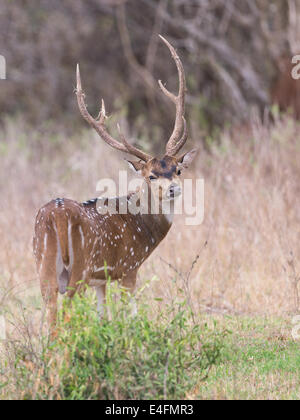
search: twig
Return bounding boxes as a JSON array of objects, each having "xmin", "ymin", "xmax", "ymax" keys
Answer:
[
  {"xmin": 163, "ymin": 351, "xmax": 170, "ymax": 400},
  {"xmin": 146, "ymin": 0, "xmax": 168, "ymax": 74},
  {"xmin": 116, "ymin": 3, "xmax": 158, "ymax": 102},
  {"xmin": 116, "ymin": 2, "xmax": 173, "ymax": 110}
]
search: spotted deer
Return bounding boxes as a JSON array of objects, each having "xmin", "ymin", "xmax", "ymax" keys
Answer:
[{"xmin": 33, "ymin": 36, "xmax": 197, "ymax": 330}]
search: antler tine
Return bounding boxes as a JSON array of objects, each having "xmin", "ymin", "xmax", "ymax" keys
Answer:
[
  {"xmin": 158, "ymin": 35, "xmax": 187, "ymax": 156},
  {"xmin": 76, "ymin": 64, "xmax": 151, "ymax": 161},
  {"xmin": 117, "ymin": 124, "xmax": 152, "ymax": 162}
]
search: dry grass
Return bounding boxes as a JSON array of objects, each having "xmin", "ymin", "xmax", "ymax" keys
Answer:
[
  {"xmin": 1, "ymin": 112, "xmax": 300, "ymax": 399},
  {"xmin": 0, "ymin": 112, "xmax": 300, "ymax": 320},
  {"xmin": 145, "ymin": 112, "xmax": 300, "ymax": 317}
]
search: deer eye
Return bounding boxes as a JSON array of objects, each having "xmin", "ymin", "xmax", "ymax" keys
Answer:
[
  {"xmin": 177, "ymin": 169, "xmax": 181, "ymax": 176},
  {"xmin": 149, "ymin": 175, "xmax": 157, "ymax": 181}
]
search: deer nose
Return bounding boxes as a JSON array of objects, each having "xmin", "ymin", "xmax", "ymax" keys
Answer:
[{"xmin": 168, "ymin": 183, "xmax": 181, "ymax": 198}]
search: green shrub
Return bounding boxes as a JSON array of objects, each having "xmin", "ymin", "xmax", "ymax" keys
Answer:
[
  {"xmin": 1, "ymin": 283, "xmax": 226, "ymax": 400},
  {"xmin": 51, "ymin": 284, "xmax": 225, "ymax": 399}
]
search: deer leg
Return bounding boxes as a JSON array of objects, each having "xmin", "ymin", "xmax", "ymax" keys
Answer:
[
  {"xmin": 36, "ymin": 226, "xmax": 59, "ymax": 338},
  {"xmin": 62, "ymin": 256, "xmax": 89, "ymax": 327},
  {"xmin": 40, "ymin": 272, "xmax": 58, "ymax": 338},
  {"xmin": 130, "ymin": 297, "xmax": 138, "ymax": 317},
  {"xmin": 120, "ymin": 271, "xmax": 138, "ymax": 316},
  {"xmin": 66, "ymin": 250, "xmax": 87, "ymax": 299},
  {"xmin": 94, "ymin": 283, "xmax": 106, "ymax": 317}
]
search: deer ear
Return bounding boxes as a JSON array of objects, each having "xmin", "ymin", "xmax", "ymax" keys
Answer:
[
  {"xmin": 177, "ymin": 148, "xmax": 198, "ymax": 169},
  {"xmin": 126, "ymin": 160, "xmax": 144, "ymax": 175}
]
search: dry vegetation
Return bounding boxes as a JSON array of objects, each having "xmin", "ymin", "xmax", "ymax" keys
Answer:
[
  {"xmin": 0, "ymin": 0, "xmax": 300, "ymax": 399},
  {"xmin": 0, "ymin": 108, "xmax": 300, "ymax": 399},
  {"xmin": 0, "ymin": 110, "xmax": 299, "ymax": 320}
]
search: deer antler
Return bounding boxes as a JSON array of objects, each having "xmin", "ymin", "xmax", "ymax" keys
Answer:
[
  {"xmin": 158, "ymin": 35, "xmax": 187, "ymax": 156},
  {"xmin": 76, "ymin": 64, "xmax": 152, "ymax": 162}
]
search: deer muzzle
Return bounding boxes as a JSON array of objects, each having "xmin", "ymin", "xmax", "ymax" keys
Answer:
[{"xmin": 167, "ymin": 183, "xmax": 181, "ymax": 199}]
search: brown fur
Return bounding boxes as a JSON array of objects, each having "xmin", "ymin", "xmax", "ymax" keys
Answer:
[
  {"xmin": 33, "ymin": 150, "xmax": 196, "ymax": 333},
  {"xmin": 34, "ymin": 36, "xmax": 198, "ymax": 334}
]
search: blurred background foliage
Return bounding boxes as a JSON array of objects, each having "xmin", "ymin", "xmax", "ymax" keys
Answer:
[{"xmin": 0, "ymin": 0, "xmax": 299, "ymax": 151}]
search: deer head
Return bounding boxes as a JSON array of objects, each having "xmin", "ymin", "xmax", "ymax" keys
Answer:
[{"xmin": 76, "ymin": 35, "xmax": 197, "ymax": 209}]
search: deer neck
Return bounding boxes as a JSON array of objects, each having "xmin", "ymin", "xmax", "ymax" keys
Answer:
[{"xmin": 135, "ymin": 184, "xmax": 174, "ymax": 244}]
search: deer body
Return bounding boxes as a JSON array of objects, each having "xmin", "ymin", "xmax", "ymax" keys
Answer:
[
  {"xmin": 33, "ymin": 36, "xmax": 197, "ymax": 332},
  {"xmin": 34, "ymin": 195, "xmax": 172, "ymax": 286}
]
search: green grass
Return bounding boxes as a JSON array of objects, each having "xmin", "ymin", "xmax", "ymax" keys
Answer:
[
  {"xmin": 0, "ymin": 284, "xmax": 226, "ymax": 400},
  {"xmin": 0, "ymin": 285, "xmax": 299, "ymax": 400},
  {"xmin": 196, "ymin": 316, "xmax": 300, "ymax": 400}
]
